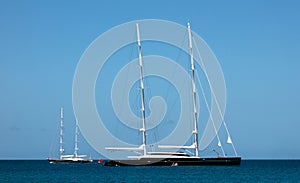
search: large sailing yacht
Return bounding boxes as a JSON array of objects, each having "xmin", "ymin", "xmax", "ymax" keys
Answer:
[
  {"xmin": 48, "ymin": 107, "xmax": 93, "ymax": 164},
  {"xmin": 104, "ymin": 22, "xmax": 241, "ymax": 166}
]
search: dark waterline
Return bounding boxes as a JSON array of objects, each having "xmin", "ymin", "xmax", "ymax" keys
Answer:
[{"xmin": 0, "ymin": 160, "xmax": 300, "ymax": 182}]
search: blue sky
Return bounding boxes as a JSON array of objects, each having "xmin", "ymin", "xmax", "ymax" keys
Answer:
[{"xmin": 0, "ymin": 0, "xmax": 299, "ymax": 159}]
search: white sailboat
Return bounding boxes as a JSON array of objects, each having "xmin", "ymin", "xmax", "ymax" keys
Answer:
[
  {"xmin": 48, "ymin": 107, "xmax": 93, "ymax": 163},
  {"xmin": 104, "ymin": 21, "xmax": 241, "ymax": 166}
]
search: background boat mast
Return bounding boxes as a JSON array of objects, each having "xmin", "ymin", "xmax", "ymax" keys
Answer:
[
  {"xmin": 74, "ymin": 119, "xmax": 79, "ymax": 158},
  {"xmin": 59, "ymin": 107, "xmax": 64, "ymax": 160}
]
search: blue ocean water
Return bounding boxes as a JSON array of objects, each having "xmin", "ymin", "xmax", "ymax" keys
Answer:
[{"xmin": 0, "ymin": 160, "xmax": 299, "ymax": 182}]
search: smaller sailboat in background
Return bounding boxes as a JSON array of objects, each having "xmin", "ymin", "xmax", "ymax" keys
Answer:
[{"xmin": 48, "ymin": 107, "xmax": 93, "ymax": 164}]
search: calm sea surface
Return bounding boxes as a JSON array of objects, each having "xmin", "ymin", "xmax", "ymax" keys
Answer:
[{"xmin": 0, "ymin": 160, "xmax": 299, "ymax": 182}]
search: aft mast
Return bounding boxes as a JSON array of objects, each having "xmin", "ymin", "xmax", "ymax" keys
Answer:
[
  {"xmin": 74, "ymin": 119, "xmax": 79, "ymax": 158},
  {"xmin": 157, "ymin": 21, "xmax": 200, "ymax": 156},
  {"xmin": 59, "ymin": 107, "xmax": 64, "ymax": 160},
  {"xmin": 188, "ymin": 21, "xmax": 199, "ymax": 157},
  {"xmin": 136, "ymin": 23, "xmax": 147, "ymax": 156}
]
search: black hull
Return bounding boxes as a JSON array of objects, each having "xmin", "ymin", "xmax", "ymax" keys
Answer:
[
  {"xmin": 47, "ymin": 159, "xmax": 92, "ymax": 164},
  {"xmin": 104, "ymin": 157, "xmax": 241, "ymax": 166}
]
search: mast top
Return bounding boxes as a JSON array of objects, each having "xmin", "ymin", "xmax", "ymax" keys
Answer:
[{"xmin": 60, "ymin": 107, "xmax": 63, "ymax": 119}]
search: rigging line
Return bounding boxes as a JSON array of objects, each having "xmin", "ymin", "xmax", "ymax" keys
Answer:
[
  {"xmin": 142, "ymin": 66, "xmax": 159, "ymax": 148},
  {"xmin": 164, "ymin": 32, "xmax": 188, "ymax": 103},
  {"xmin": 118, "ymin": 32, "xmax": 137, "ymax": 121},
  {"xmin": 157, "ymin": 33, "xmax": 189, "ymax": 129},
  {"xmin": 193, "ymin": 37, "xmax": 238, "ymax": 156},
  {"xmin": 202, "ymin": 143, "xmax": 213, "ymax": 156},
  {"xmin": 113, "ymin": 33, "xmax": 137, "ymax": 144},
  {"xmin": 185, "ymin": 149, "xmax": 193, "ymax": 155},
  {"xmin": 187, "ymin": 67, "xmax": 193, "ymax": 134},
  {"xmin": 133, "ymin": 88, "xmax": 140, "ymax": 114},
  {"xmin": 144, "ymin": 33, "xmax": 189, "ymax": 140},
  {"xmin": 143, "ymin": 66, "xmax": 152, "ymax": 108},
  {"xmin": 130, "ymin": 28, "xmax": 142, "ymax": 134},
  {"xmin": 195, "ymin": 71, "xmax": 225, "ymax": 157},
  {"xmin": 138, "ymin": 45, "xmax": 159, "ymax": 147},
  {"xmin": 167, "ymin": 33, "xmax": 190, "ymax": 114},
  {"xmin": 146, "ymin": 79, "xmax": 159, "ymax": 150},
  {"xmin": 146, "ymin": 33, "xmax": 188, "ymax": 146},
  {"xmin": 142, "ymin": 60, "xmax": 163, "ymax": 150}
]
